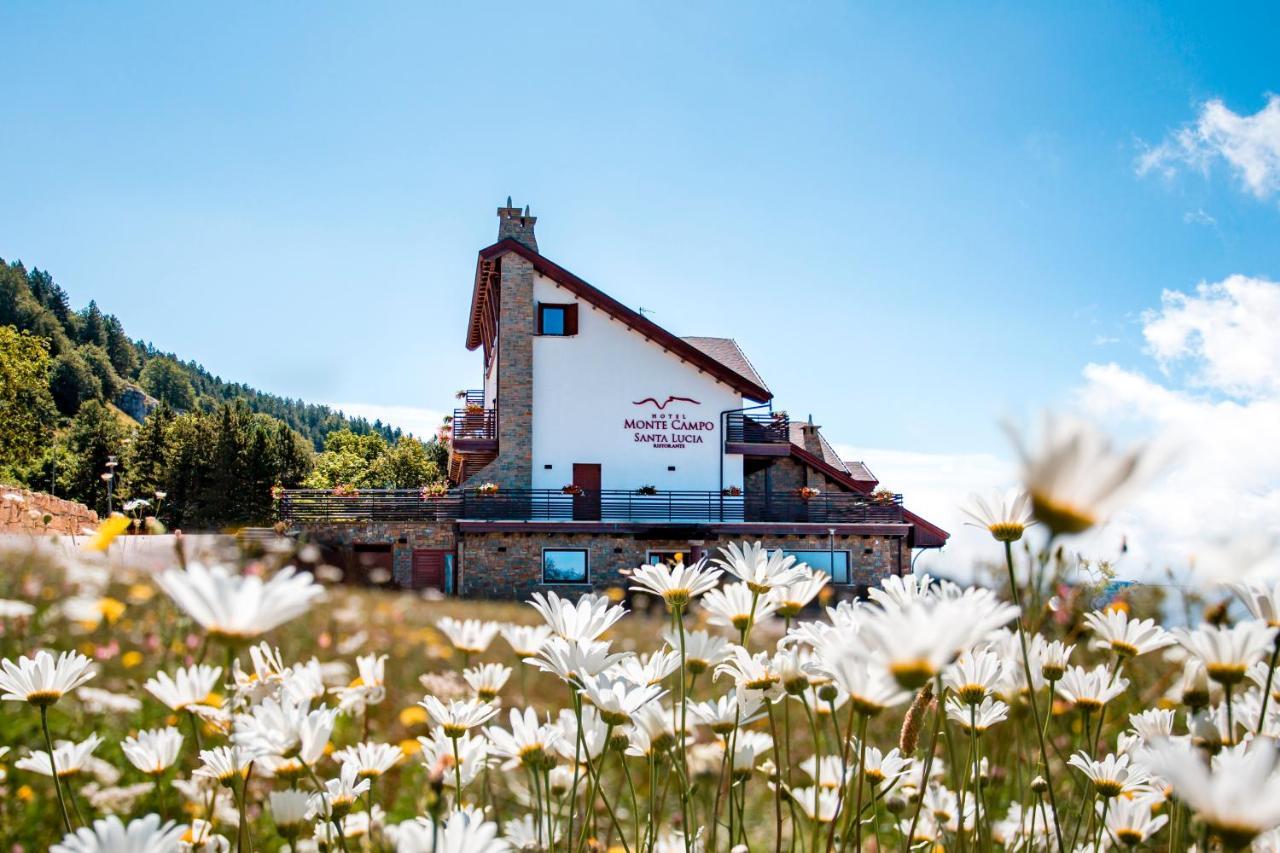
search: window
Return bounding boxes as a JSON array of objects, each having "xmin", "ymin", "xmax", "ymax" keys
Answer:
[
  {"xmin": 537, "ymin": 302, "xmax": 578, "ymax": 336},
  {"xmin": 543, "ymin": 549, "xmax": 589, "ymax": 584},
  {"xmin": 784, "ymin": 549, "xmax": 851, "ymax": 584}
]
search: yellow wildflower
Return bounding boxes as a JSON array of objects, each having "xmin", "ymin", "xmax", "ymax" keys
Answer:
[
  {"xmin": 399, "ymin": 705, "xmax": 429, "ymax": 727},
  {"xmin": 84, "ymin": 514, "xmax": 131, "ymax": 552},
  {"xmin": 98, "ymin": 597, "xmax": 126, "ymax": 624},
  {"xmin": 121, "ymin": 650, "xmax": 144, "ymax": 669}
]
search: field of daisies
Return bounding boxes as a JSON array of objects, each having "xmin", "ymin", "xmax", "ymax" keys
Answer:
[{"xmin": 3, "ymin": 418, "xmax": 1280, "ymax": 852}]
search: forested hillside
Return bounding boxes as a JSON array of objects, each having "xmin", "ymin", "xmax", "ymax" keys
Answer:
[
  {"xmin": 0, "ymin": 259, "xmax": 400, "ymax": 448},
  {"xmin": 0, "ymin": 258, "xmax": 447, "ymax": 527}
]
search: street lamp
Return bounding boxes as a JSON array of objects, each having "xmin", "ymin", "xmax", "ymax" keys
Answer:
[{"xmin": 102, "ymin": 455, "xmax": 118, "ymax": 514}]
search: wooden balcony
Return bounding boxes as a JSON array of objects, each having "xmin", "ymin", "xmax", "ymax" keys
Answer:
[
  {"xmin": 451, "ymin": 391, "xmax": 497, "ymax": 451},
  {"xmin": 281, "ymin": 487, "xmax": 904, "ymax": 525}
]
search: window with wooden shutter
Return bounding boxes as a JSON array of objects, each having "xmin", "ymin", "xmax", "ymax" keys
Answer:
[{"xmin": 537, "ymin": 303, "xmax": 577, "ymax": 336}]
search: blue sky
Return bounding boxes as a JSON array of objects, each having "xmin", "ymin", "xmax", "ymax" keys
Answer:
[{"xmin": 2, "ymin": 1, "xmax": 1278, "ymax": 470}]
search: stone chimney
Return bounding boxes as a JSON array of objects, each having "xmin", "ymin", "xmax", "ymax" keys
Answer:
[
  {"xmin": 497, "ymin": 197, "xmax": 538, "ymax": 251},
  {"xmin": 800, "ymin": 414, "xmax": 824, "ymax": 458}
]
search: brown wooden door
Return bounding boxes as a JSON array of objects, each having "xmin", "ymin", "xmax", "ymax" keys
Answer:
[
  {"xmin": 572, "ymin": 463, "xmax": 601, "ymax": 521},
  {"xmin": 411, "ymin": 549, "xmax": 448, "ymax": 591}
]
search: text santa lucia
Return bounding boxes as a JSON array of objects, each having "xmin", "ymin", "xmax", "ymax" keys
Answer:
[{"xmin": 625, "ymin": 412, "xmax": 717, "ymax": 448}]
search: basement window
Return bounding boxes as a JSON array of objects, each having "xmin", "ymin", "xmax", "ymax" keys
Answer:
[
  {"xmin": 537, "ymin": 302, "xmax": 578, "ymax": 336},
  {"xmin": 783, "ymin": 549, "xmax": 851, "ymax": 585},
  {"xmin": 543, "ymin": 549, "xmax": 588, "ymax": 584}
]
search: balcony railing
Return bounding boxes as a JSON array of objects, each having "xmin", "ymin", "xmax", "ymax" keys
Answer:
[
  {"xmin": 452, "ymin": 390, "xmax": 496, "ymax": 445},
  {"xmin": 725, "ymin": 411, "xmax": 790, "ymax": 446},
  {"xmin": 280, "ymin": 488, "xmax": 903, "ymax": 525}
]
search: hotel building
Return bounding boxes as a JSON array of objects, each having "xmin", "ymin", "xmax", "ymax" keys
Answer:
[{"xmin": 282, "ymin": 202, "xmax": 948, "ymax": 597}]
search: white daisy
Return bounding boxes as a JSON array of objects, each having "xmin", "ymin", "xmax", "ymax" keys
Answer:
[
  {"xmin": 959, "ymin": 488, "xmax": 1035, "ymax": 543},
  {"xmin": 437, "ymin": 617, "xmax": 501, "ymax": 655},
  {"xmin": 528, "ymin": 591, "xmax": 626, "ymax": 643},
  {"xmin": 333, "ymin": 741, "xmax": 403, "ymax": 779},
  {"xmin": 629, "ymin": 558, "xmax": 722, "ymax": 609},
  {"xmin": 121, "ymin": 727, "xmax": 184, "ymax": 776},
  {"xmin": 701, "ymin": 581, "xmax": 778, "ymax": 634},
  {"xmin": 0, "ymin": 650, "xmax": 96, "ymax": 706},
  {"xmin": 50, "ymin": 814, "xmax": 186, "ymax": 853},
  {"xmin": 17, "ymin": 733, "xmax": 105, "ymax": 778},
  {"xmin": 419, "ymin": 696, "xmax": 499, "ymax": 737},
  {"xmin": 1006, "ymin": 414, "xmax": 1150, "ymax": 536},
  {"xmin": 498, "ymin": 623, "xmax": 553, "ymax": 657},
  {"xmin": 156, "ymin": 562, "xmax": 324, "ymax": 641},
  {"xmin": 463, "ymin": 662, "xmax": 512, "ymax": 701},
  {"xmin": 1084, "ymin": 608, "xmax": 1174, "ymax": 658},
  {"xmin": 713, "ymin": 541, "xmax": 809, "ymax": 594},
  {"xmin": 1177, "ymin": 622, "xmax": 1279, "ymax": 685}
]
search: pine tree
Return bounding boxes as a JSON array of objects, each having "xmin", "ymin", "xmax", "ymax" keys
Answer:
[
  {"xmin": 66, "ymin": 400, "xmax": 131, "ymax": 513},
  {"xmin": 124, "ymin": 405, "xmax": 174, "ymax": 501}
]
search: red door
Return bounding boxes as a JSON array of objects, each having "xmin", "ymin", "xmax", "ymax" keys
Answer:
[
  {"xmin": 572, "ymin": 463, "xmax": 601, "ymax": 521},
  {"xmin": 411, "ymin": 549, "xmax": 448, "ymax": 591}
]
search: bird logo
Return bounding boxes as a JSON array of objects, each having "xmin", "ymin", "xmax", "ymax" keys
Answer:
[{"xmin": 632, "ymin": 396, "xmax": 701, "ymax": 410}]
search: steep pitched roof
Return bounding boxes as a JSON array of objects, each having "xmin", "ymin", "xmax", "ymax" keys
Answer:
[
  {"xmin": 681, "ymin": 337, "xmax": 769, "ymax": 393},
  {"xmin": 467, "ymin": 239, "xmax": 772, "ymax": 402}
]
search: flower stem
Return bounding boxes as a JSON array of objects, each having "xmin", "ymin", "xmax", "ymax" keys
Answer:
[
  {"xmin": 40, "ymin": 705, "xmax": 74, "ymax": 835},
  {"xmin": 1006, "ymin": 539, "xmax": 1067, "ymax": 853},
  {"xmin": 1257, "ymin": 639, "xmax": 1280, "ymax": 735}
]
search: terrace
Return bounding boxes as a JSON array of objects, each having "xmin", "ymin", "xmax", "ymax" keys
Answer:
[{"xmin": 279, "ymin": 486, "xmax": 904, "ymax": 525}]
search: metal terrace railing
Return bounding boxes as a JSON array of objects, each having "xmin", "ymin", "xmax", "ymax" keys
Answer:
[
  {"xmin": 724, "ymin": 410, "xmax": 790, "ymax": 445},
  {"xmin": 280, "ymin": 488, "xmax": 904, "ymax": 525}
]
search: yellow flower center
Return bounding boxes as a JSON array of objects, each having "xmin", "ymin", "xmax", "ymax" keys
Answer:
[{"xmin": 1030, "ymin": 492, "xmax": 1097, "ymax": 536}]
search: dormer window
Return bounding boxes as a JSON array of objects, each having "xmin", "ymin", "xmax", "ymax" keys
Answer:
[{"xmin": 537, "ymin": 302, "xmax": 578, "ymax": 336}]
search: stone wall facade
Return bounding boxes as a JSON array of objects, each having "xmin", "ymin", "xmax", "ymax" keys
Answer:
[
  {"xmin": 0, "ymin": 487, "xmax": 98, "ymax": 535},
  {"xmin": 471, "ymin": 254, "xmax": 535, "ymax": 490},
  {"xmin": 457, "ymin": 528, "xmax": 909, "ymax": 599},
  {"xmin": 296, "ymin": 523, "xmax": 456, "ymax": 587},
  {"xmin": 292, "ymin": 520, "xmax": 909, "ymax": 599}
]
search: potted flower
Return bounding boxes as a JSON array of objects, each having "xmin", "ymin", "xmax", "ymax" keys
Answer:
[
  {"xmin": 636, "ymin": 485, "xmax": 658, "ymax": 496},
  {"xmin": 722, "ymin": 485, "xmax": 743, "ymax": 496},
  {"xmin": 871, "ymin": 488, "xmax": 896, "ymax": 505},
  {"xmin": 421, "ymin": 483, "xmax": 448, "ymax": 499},
  {"xmin": 561, "ymin": 484, "xmax": 584, "ymax": 496},
  {"xmin": 464, "ymin": 401, "xmax": 485, "ymax": 414},
  {"xmin": 477, "ymin": 482, "xmax": 499, "ymax": 495},
  {"xmin": 332, "ymin": 484, "xmax": 360, "ymax": 497},
  {"xmin": 796, "ymin": 486, "xmax": 822, "ymax": 501},
  {"xmin": 270, "ymin": 484, "xmax": 285, "ymax": 502}
]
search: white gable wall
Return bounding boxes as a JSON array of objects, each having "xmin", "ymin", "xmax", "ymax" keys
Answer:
[{"xmin": 530, "ymin": 273, "xmax": 745, "ymax": 493}]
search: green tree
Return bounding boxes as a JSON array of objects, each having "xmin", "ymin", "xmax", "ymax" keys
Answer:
[
  {"xmin": 66, "ymin": 400, "xmax": 132, "ymax": 513},
  {"xmin": 79, "ymin": 343, "xmax": 124, "ymax": 401},
  {"xmin": 124, "ymin": 405, "xmax": 174, "ymax": 502},
  {"xmin": 369, "ymin": 436, "xmax": 442, "ymax": 488},
  {"xmin": 138, "ymin": 357, "xmax": 196, "ymax": 411},
  {"xmin": 323, "ymin": 428, "xmax": 388, "ymax": 462},
  {"xmin": 0, "ymin": 325, "xmax": 57, "ymax": 479},
  {"xmin": 49, "ymin": 349, "xmax": 101, "ymax": 415}
]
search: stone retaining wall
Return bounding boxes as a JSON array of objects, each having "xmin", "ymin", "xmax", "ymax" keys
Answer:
[{"xmin": 0, "ymin": 487, "xmax": 99, "ymax": 536}]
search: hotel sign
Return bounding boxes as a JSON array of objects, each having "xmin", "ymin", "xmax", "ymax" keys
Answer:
[{"xmin": 626, "ymin": 396, "xmax": 716, "ymax": 449}]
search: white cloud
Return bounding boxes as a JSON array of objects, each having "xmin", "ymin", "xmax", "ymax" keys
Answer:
[
  {"xmin": 1076, "ymin": 275, "xmax": 1280, "ymax": 575},
  {"xmin": 1138, "ymin": 95, "xmax": 1280, "ymax": 199},
  {"xmin": 1182, "ymin": 208, "xmax": 1216, "ymax": 226},
  {"xmin": 840, "ymin": 274, "xmax": 1280, "ymax": 584},
  {"xmin": 325, "ymin": 402, "xmax": 447, "ymax": 439},
  {"xmin": 834, "ymin": 444, "xmax": 1011, "ymax": 581},
  {"xmin": 1141, "ymin": 275, "xmax": 1280, "ymax": 398}
]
